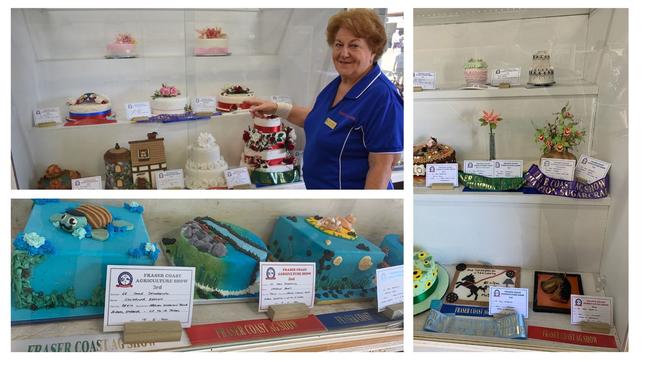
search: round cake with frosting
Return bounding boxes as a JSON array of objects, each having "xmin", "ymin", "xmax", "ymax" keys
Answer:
[
  {"xmin": 106, "ymin": 33, "xmax": 137, "ymax": 58},
  {"xmin": 528, "ymin": 51, "xmax": 555, "ymax": 85},
  {"xmin": 217, "ymin": 85, "xmax": 254, "ymax": 112},
  {"xmin": 151, "ymin": 84, "xmax": 187, "ymax": 115},
  {"xmin": 185, "ymin": 132, "xmax": 228, "ymax": 189},
  {"xmin": 66, "ymin": 92, "xmax": 113, "ymax": 124},
  {"xmin": 194, "ymin": 27, "xmax": 229, "ymax": 56},
  {"xmin": 413, "ymin": 137, "xmax": 456, "ymax": 183},
  {"xmin": 413, "ymin": 250, "xmax": 449, "ymax": 315},
  {"xmin": 464, "ymin": 58, "xmax": 488, "ymax": 86}
]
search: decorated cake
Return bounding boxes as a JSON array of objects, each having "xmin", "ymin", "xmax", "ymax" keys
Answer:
[
  {"xmin": 151, "ymin": 84, "xmax": 187, "ymax": 115},
  {"xmin": 106, "ymin": 33, "xmax": 137, "ymax": 58},
  {"xmin": 413, "ymin": 137, "xmax": 456, "ymax": 183},
  {"xmin": 185, "ymin": 132, "xmax": 228, "ymax": 189},
  {"xmin": 11, "ymin": 201, "xmax": 157, "ymax": 323},
  {"xmin": 217, "ymin": 85, "xmax": 254, "ymax": 112},
  {"xmin": 414, "ymin": 251, "xmax": 449, "ymax": 315},
  {"xmin": 464, "ymin": 58, "xmax": 488, "ymax": 86},
  {"xmin": 445, "ymin": 263, "xmax": 520, "ymax": 307},
  {"xmin": 269, "ymin": 215, "xmax": 385, "ymax": 302},
  {"xmin": 37, "ymin": 164, "xmax": 81, "ymax": 189},
  {"xmin": 161, "ymin": 217, "xmax": 268, "ymax": 299},
  {"xmin": 104, "ymin": 143, "xmax": 133, "ymax": 189},
  {"xmin": 528, "ymin": 51, "xmax": 555, "ymax": 86},
  {"xmin": 379, "ymin": 234, "xmax": 403, "ymax": 267},
  {"xmin": 194, "ymin": 27, "xmax": 229, "ymax": 56},
  {"xmin": 66, "ymin": 93, "xmax": 115, "ymax": 126},
  {"xmin": 242, "ymin": 115, "xmax": 301, "ymax": 185}
]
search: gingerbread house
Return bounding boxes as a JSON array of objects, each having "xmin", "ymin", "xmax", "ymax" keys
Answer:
[{"xmin": 128, "ymin": 132, "xmax": 167, "ymax": 189}]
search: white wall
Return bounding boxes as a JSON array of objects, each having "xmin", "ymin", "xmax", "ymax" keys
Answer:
[
  {"xmin": 11, "ymin": 199, "xmax": 403, "ymax": 247},
  {"xmin": 12, "ymin": 9, "xmax": 334, "ymax": 188},
  {"xmin": 586, "ymin": 8, "xmax": 629, "ymax": 345}
]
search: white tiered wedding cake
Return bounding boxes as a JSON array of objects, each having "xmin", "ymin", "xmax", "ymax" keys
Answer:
[
  {"xmin": 184, "ymin": 132, "xmax": 228, "ymax": 189},
  {"xmin": 528, "ymin": 51, "xmax": 555, "ymax": 86}
]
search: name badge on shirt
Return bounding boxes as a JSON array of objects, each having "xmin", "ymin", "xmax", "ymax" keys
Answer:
[{"xmin": 325, "ymin": 118, "xmax": 337, "ymax": 130}]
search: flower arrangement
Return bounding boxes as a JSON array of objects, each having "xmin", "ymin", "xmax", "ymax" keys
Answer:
[
  {"xmin": 533, "ymin": 102, "xmax": 585, "ymax": 157},
  {"xmin": 479, "ymin": 110, "xmax": 502, "ymax": 160},
  {"xmin": 197, "ymin": 27, "xmax": 226, "ymax": 39},
  {"xmin": 152, "ymin": 84, "xmax": 181, "ymax": 99},
  {"xmin": 223, "ymin": 85, "xmax": 251, "ymax": 95},
  {"xmin": 114, "ymin": 33, "xmax": 136, "ymax": 44}
]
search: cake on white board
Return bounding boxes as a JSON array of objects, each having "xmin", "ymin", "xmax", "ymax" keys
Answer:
[
  {"xmin": 194, "ymin": 27, "xmax": 229, "ymax": 56},
  {"xmin": 150, "ymin": 84, "xmax": 187, "ymax": 115},
  {"xmin": 528, "ymin": 51, "xmax": 555, "ymax": 86},
  {"xmin": 185, "ymin": 132, "xmax": 229, "ymax": 189},
  {"xmin": 106, "ymin": 33, "xmax": 137, "ymax": 58},
  {"xmin": 217, "ymin": 85, "xmax": 254, "ymax": 112}
]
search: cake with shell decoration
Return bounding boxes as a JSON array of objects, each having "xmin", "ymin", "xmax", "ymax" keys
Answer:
[
  {"xmin": 528, "ymin": 50, "xmax": 555, "ymax": 86},
  {"xmin": 184, "ymin": 132, "xmax": 229, "ymax": 189},
  {"xmin": 464, "ymin": 58, "xmax": 488, "ymax": 86},
  {"xmin": 269, "ymin": 215, "xmax": 386, "ymax": 302}
]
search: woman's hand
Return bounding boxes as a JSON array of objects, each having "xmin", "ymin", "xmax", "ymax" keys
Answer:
[{"xmin": 245, "ymin": 98, "xmax": 278, "ymax": 119}]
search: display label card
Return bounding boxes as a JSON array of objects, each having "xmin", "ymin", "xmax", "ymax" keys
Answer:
[
  {"xmin": 425, "ymin": 163, "xmax": 458, "ymax": 187},
  {"xmin": 463, "ymin": 160, "xmax": 494, "ymax": 177},
  {"xmin": 490, "ymin": 67, "xmax": 522, "ymax": 85},
  {"xmin": 155, "ymin": 169, "xmax": 184, "ymax": 190},
  {"xmin": 570, "ymin": 295, "xmax": 613, "ymax": 326},
  {"xmin": 540, "ymin": 158, "xmax": 576, "ymax": 181},
  {"xmin": 575, "ymin": 155, "xmax": 611, "ymax": 184},
  {"xmin": 71, "ymin": 176, "xmax": 102, "ymax": 190},
  {"xmin": 488, "ymin": 287, "xmax": 528, "ymax": 318},
  {"xmin": 271, "ymin": 95, "xmax": 293, "ymax": 104},
  {"xmin": 103, "ymin": 265, "xmax": 195, "ymax": 332},
  {"xmin": 125, "ymin": 102, "xmax": 152, "ymax": 121},
  {"xmin": 224, "ymin": 167, "xmax": 252, "ymax": 189},
  {"xmin": 12, "ymin": 332, "xmax": 191, "ymax": 352},
  {"xmin": 493, "ymin": 160, "xmax": 524, "ymax": 178},
  {"xmin": 191, "ymin": 96, "xmax": 217, "ymax": 113},
  {"xmin": 258, "ymin": 262, "xmax": 316, "ymax": 312},
  {"xmin": 376, "ymin": 265, "xmax": 403, "ymax": 312},
  {"xmin": 413, "ymin": 72, "xmax": 437, "ymax": 90},
  {"xmin": 33, "ymin": 107, "xmax": 62, "ymax": 126}
]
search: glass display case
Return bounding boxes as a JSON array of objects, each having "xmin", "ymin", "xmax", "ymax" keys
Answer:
[
  {"xmin": 11, "ymin": 198, "xmax": 404, "ymax": 352},
  {"xmin": 11, "ymin": 8, "xmax": 404, "ymax": 190},
  {"xmin": 412, "ymin": 8, "xmax": 627, "ymax": 351}
]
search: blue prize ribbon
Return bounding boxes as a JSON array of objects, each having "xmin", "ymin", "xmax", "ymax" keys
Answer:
[
  {"xmin": 440, "ymin": 304, "xmax": 492, "ymax": 317},
  {"xmin": 524, "ymin": 164, "xmax": 609, "ymax": 199},
  {"xmin": 423, "ymin": 307, "xmax": 527, "ymax": 339}
]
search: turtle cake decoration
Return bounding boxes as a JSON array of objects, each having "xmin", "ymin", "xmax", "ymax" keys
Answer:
[{"xmin": 49, "ymin": 203, "xmax": 134, "ymax": 241}]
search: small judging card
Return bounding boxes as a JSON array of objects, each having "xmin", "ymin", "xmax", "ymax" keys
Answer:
[
  {"xmin": 575, "ymin": 155, "xmax": 611, "ymax": 184},
  {"xmin": 258, "ymin": 262, "xmax": 316, "ymax": 312},
  {"xmin": 155, "ymin": 169, "xmax": 184, "ymax": 190},
  {"xmin": 103, "ymin": 265, "xmax": 195, "ymax": 332},
  {"xmin": 71, "ymin": 176, "xmax": 102, "ymax": 190},
  {"xmin": 33, "ymin": 107, "xmax": 62, "ymax": 127},
  {"xmin": 490, "ymin": 67, "xmax": 522, "ymax": 86},
  {"xmin": 125, "ymin": 102, "xmax": 152, "ymax": 121},
  {"xmin": 540, "ymin": 158, "xmax": 576, "ymax": 181},
  {"xmin": 570, "ymin": 295, "xmax": 613, "ymax": 326},
  {"xmin": 191, "ymin": 96, "xmax": 217, "ymax": 113},
  {"xmin": 463, "ymin": 160, "xmax": 494, "ymax": 177},
  {"xmin": 493, "ymin": 160, "xmax": 523, "ymax": 178},
  {"xmin": 225, "ymin": 167, "xmax": 252, "ymax": 189},
  {"xmin": 413, "ymin": 72, "xmax": 437, "ymax": 90},
  {"xmin": 425, "ymin": 163, "xmax": 458, "ymax": 187},
  {"xmin": 488, "ymin": 287, "xmax": 528, "ymax": 318},
  {"xmin": 376, "ymin": 265, "xmax": 403, "ymax": 312}
]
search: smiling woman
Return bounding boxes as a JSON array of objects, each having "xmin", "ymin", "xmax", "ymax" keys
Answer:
[{"xmin": 246, "ymin": 9, "xmax": 403, "ymax": 189}]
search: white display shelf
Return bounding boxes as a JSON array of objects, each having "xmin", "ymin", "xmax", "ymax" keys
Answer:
[
  {"xmin": 414, "ymin": 81, "xmax": 598, "ymax": 100},
  {"xmin": 413, "ymin": 267, "xmax": 620, "ymax": 352},
  {"xmin": 414, "ymin": 186, "xmax": 611, "ymax": 206},
  {"xmin": 414, "ymin": 8, "xmax": 592, "ymax": 26},
  {"xmin": 31, "ymin": 112, "xmax": 246, "ymax": 130}
]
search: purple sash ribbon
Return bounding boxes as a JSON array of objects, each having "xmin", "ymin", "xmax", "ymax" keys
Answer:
[{"xmin": 524, "ymin": 164, "xmax": 609, "ymax": 199}]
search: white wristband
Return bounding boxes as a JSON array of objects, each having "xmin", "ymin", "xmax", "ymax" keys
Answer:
[{"xmin": 275, "ymin": 102, "xmax": 293, "ymax": 120}]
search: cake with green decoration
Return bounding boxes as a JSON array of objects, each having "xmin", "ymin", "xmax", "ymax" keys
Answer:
[
  {"xmin": 464, "ymin": 58, "xmax": 488, "ymax": 86},
  {"xmin": 413, "ymin": 250, "xmax": 449, "ymax": 315},
  {"xmin": 11, "ymin": 200, "xmax": 157, "ymax": 324},
  {"xmin": 161, "ymin": 217, "xmax": 268, "ymax": 299},
  {"xmin": 269, "ymin": 215, "xmax": 386, "ymax": 302}
]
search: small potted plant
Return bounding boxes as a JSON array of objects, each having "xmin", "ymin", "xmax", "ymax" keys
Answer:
[{"xmin": 533, "ymin": 102, "xmax": 586, "ymax": 160}]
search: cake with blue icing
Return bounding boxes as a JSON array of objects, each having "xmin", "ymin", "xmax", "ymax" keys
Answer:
[
  {"xmin": 380, "ymin": 234, "xmax": 404, "ymax": 267},
  {"xmin": 269, "ymin": 215, "xmax": 386, "ymax": 302},
  {"xmin": 162, "ymin": 217, "xmax": 268, "ymax": 299},
  {"xmin": 11, "ymin": 200, "xmax": 157, "ymax": 324}
]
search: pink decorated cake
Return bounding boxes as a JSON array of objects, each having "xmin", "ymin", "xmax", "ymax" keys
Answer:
[
  {"xmin": 151, "ymin": 84, "xmax": 187, "ymax": 116},
  {"xmin": 241, "ymin": 115, "xmax": 300, "ymax": 185},
  {"xmin": 106, "ymin": 33, "xmax": 137, "ymax": 58},
  {"xmin": 464, "ymin": 58, "xmax": 488, "ymax": 86},
  {"xmin": 194, "ymin": 27, "xmax": 229, "ymax": 56}
]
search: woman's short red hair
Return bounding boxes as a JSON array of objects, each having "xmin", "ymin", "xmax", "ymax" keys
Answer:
[{"xmin": 326, "ymin": 9, "xmax": 387, "ymax": 60}]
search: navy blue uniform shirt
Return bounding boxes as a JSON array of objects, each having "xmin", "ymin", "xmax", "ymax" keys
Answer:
[{"xmin": 302, "ymin": 63, "xmax": 403, "ymax": 189}]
